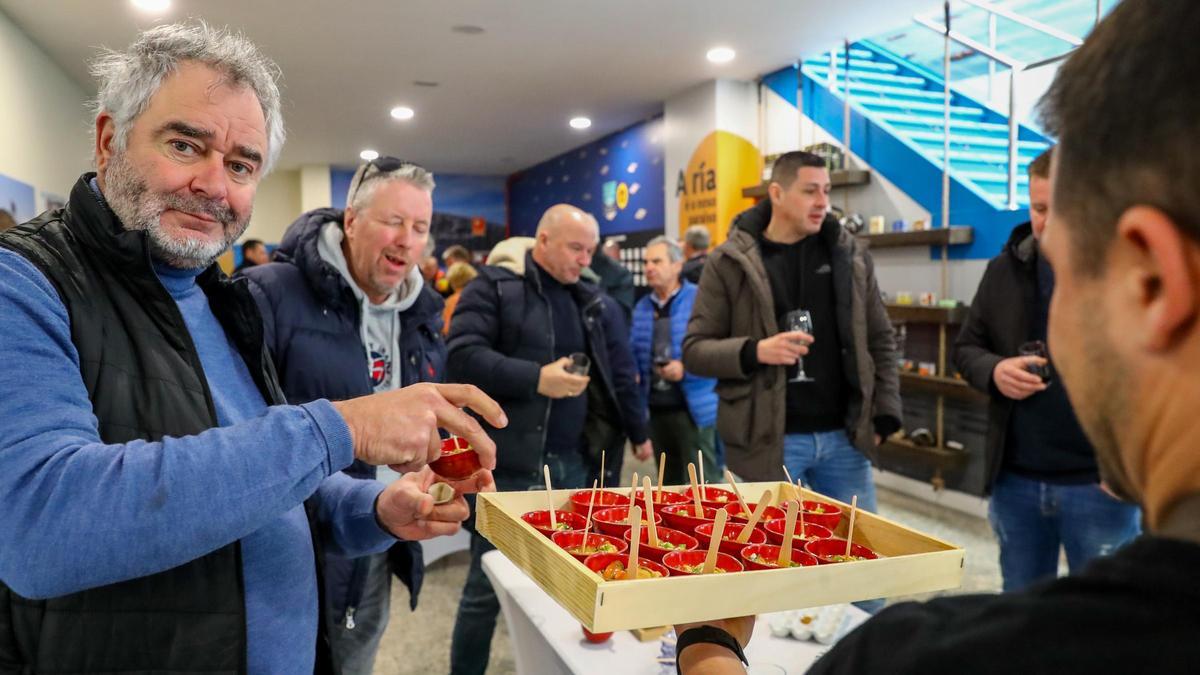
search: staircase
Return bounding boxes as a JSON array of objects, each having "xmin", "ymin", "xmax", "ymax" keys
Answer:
[{"xmin": 801, "ymin": 43, "xmax": 1051, "ymax": 211}]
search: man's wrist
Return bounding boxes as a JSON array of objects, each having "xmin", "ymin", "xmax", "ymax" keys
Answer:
[{"xmin": 676, "ymin": 626, "xmax": 748, "ymax": 674}]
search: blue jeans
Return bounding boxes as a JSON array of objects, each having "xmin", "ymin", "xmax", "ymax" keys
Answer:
[
  {"xmin": 449, "ymin": 446, "xmax": 589, "ymax": 675},
  {"xmin": 989, "ymin": 470, "xmax": 1141, "ymax": 592},
  {"xmin": 782, "ymin": 430, "xmax": 877, "ymax": 512}
]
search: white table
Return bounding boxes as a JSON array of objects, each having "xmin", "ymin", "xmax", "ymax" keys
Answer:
[{"xmin": 481, "ymin": 551, "xmax": 868, "ymax": 675}]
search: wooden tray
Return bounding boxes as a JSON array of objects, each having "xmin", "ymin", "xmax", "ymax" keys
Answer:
[{"xmin": 476, "ymin": 482, "xmax": 963, "ymax": 632}]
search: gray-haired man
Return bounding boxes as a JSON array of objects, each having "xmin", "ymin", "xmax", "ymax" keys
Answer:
[
  {"xmin": 681, "ymin": 224, "xmax": 712, "ymax": 284},
  {"xmin": 0, "ymin": 23, "xmax": 504, "ymax": 673}
]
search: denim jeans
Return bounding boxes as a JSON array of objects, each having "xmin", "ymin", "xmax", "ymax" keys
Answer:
[
  {"xmin": 449, "ymin": 446, "xmax": 589, "ymax": 675},
  {"xmin": 782, "ymin": 429, "xmax": 877, "ymax": 512},
  {"xmin": 989, "ymin": 470, "xmax": 1141, "ymax": 592}
]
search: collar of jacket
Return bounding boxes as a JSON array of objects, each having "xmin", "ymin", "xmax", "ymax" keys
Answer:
[
  {"xmin": 273, "ymin": 207, "xmax": 358, "ymax": 311},
  {"xmin": 1007, "ymin": 221, "xmax": 1038, "ymax": 268}
]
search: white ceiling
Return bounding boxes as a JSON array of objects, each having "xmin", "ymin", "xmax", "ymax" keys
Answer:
[{"xmin": 1, "ymin": 0, "xmax": 935, "ymax": 174}]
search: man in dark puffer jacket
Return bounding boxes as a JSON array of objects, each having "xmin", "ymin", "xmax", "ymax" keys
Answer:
[{"xmin": 242, "ymin": 158, "xmax": 447, "ymax": 675}]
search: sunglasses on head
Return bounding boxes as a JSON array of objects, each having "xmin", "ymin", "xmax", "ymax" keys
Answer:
[{"xmin": 349, "ymin": 156, "xmax": 414, "ymax": 206}]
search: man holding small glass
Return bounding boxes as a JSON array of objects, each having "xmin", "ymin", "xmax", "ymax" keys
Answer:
[
  {"xmin": 683, "ymin": 151, "xmax": 900, "ymax": 511},
  {"xmin": 955, "ymin": 148, "xmax": 1140, "ymax": 592}
]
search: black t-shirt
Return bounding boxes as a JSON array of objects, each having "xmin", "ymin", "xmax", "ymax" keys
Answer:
[
  {"xmin": 758, "ymin": 234, "xmax": 847, "ymax": 433},
  {"xmin": 809, "ymin": 535, "xmax": 1200, "ymax": 674},
  {"xmin": 533, "ymin": 260, "xmax": 587, "ymax": 452}
]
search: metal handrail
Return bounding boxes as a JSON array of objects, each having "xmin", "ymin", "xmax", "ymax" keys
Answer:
[
  {"xmin": 962, "ymin": 0, "xmax": 1083, "ymax": 47},
  {"xmin": 913, "ymin": 15, "xmax": 1025, "ymax": 69}
]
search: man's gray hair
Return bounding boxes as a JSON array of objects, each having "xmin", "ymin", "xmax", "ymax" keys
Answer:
[
  {"xmin": 90, "ymin": 22, "xmax": 286, "ymax": 173},
  {"xmin": 646, "ymin": 235, "xmax": 683, "ymax": 262},
  {"xmin": 348, "ymin": 162, "xmax": 437, "ymax": 213},
  {"xmin": 684, "ymin": 225, "xmax": 711, "ymax": 251}
]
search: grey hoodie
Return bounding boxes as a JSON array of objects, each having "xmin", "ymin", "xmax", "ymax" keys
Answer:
[{"xmin": 317, "ymin": 221, "xmax": 424, "ymax": 393}]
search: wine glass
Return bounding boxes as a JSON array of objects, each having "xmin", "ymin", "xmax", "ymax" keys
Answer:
[
  {"xmin": 565, "ymin": 352, "xmax": 591, "ymax": 376},
  {"xmin": 1019, "ymin": 340, "xmax": 1051, "ymax": 384},
  {"xmin": 652, "ymin": 342, "xmax": 674, "ymax": 391},
  {"xmin": 782, "ymin": 310, "xmax": 815, "ymax": 383}
]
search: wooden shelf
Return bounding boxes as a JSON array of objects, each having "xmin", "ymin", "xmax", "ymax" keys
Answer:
[
  {"xmin": 898, "ymin": 373, "xmax": 987, "ymax": 401},
  {"xmin": 885, "ymin": 303, "xmax": 969, "ymax": 324},
  {"xmin": 742, "ymin": 169, "xmax": 870, "ymax": 199},
  {"xmin": 856, "ymin": 227, "xmax": 973, "ymax": 248},
  {"xmin": 880, "ymin": 438, "xmax": 969, "ymax": 467}
]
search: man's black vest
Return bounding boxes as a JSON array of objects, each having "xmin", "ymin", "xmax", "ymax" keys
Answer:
[{"xmin": 0, "ymin": 175, "xmax": 317, "ymax": 673}]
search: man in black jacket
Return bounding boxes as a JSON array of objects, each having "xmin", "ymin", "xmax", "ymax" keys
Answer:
[
  {"xmin": 673, "ymin": 3, "xmax": 1200, "ymax": 672},
  {"xmin": 241, "ymin": 158, "xmax": 448, "ymax": 674},
  {"xmin": 447, "ymin": 204, "xmax": 650, "ymax": 675},
  {"xmin": 954, "ymin": 149, "xmax": 1139, "ymax": 592}
]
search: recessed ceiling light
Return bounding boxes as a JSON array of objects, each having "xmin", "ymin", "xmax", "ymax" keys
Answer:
[
  {"xmin": 390, "ymin": 106, "xmax": 415, "ymax": 120},
  {"xmin": 451, "ymin": 25, "xmax": 485, "ymax": 35},
  {"xmin": 360, "ymin": 149, "xmax": 379, "ymax": 161},
  {"xmin": 569, "ymin": 117, "xmax": 592, "ymax": 130},
  {"xmin": 706, "ymin": 46, "xmax": 736, "ymax": 64},
  {"xmin": 131, "ymin": 0, "xmax": 170, "ymax": 12}
]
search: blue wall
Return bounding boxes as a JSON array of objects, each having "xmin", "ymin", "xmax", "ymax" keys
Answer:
[
  {"xmin": 330, "ymin": 168, "xmax": 506, "ymax": 223},
  {"xmin": 507, "ymin": 116, "xmax": 665, "ymax": 237}
]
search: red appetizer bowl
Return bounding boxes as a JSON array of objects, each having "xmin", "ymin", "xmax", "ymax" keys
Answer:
[
  {"xmin": 521, "ymin": 509, "xmax": 587, "ymax": 538},
  {"xmin": 693, "ymin": 521, "xmax": 767, "ymax": 558},
  {"xmin": 740, "ymin": 544, "xmax": 820, "ymax": 571},
  {"xmin": 661, "ymin": 549, "xmax": 745, "ymax": 576},
  {"xmin": 428, "ymin": 436, "xmax": 483, "ymax": 480},
  {"xmin": 581, "ymin": 625, "xmax": 613, "ymax": 643},
  {"xmin": 804, "ymin": 538, "xmax": 880, "ymax": 564},
  {"xmin": 762, "ymin": 519, "xmax": 834, "ymax": 546},
  {"xmin": 552, "ymin": 531, "xmax": 628, "ymax": 564},
  {"xmin": 591, "ymin": 506, "xmax": 663, "ymax": 538},
  {"xmin": 722, "ymin": 502, "xmax": 786, "ymax": 524},
  {"xmin": 631, "ymin": 488, "xmax": 691, "ymax": 507},
  {"xmin": 621, "ymin": 526, "xmax": 699, "ymax": 562},
  {"xmin": 568, "ymin": 489, "xmax": 631, "ymax": 513},
  {"xmin": 659, "ymin": 504, "xmax": 721, "ymax": 533},
  {"xmin": 680, "ymin": 486, "xmax": 740, "ymax": 509},
  {"xmin": 584, "ymin": 552, "xmax": 670, "ymax": 580},
  {"xmin": 776, "ymin": 499, "xmax": 842, "ymax": 530}
]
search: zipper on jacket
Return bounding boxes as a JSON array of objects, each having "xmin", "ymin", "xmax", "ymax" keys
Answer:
[{"xmin": 344, "ymin": 606, "xmax": 357, "ymax": 630}]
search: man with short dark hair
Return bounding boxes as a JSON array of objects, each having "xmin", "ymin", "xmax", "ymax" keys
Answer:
[
  {"xmin": 235, "ymin": 237, "xmax": 269, "ymax": 272},
  {"xmin": 954, "ymin": 147, "xmax": 1139, "ymax": 592},
  {"xmin": 442, "ymin": 243, "xmax": 472, "ymax": 268},
  {"xmin": 674, "ymin": 2, "xmax": 1200, "ymax": 671},
  {"xmin": 684, "ymin": 151, "xmax": 900, "ymax": 513},
  {"xmin": 681, "ymin": 224, "xmax": 711, "ymax": 284}
]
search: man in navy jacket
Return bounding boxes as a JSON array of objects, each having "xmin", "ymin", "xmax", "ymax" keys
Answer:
[{"xmin": 242, "ymin": 159, "xmax": 448, "ymax": 674}]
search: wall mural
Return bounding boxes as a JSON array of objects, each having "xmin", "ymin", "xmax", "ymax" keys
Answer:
[{"xmin": 0, "ymin": 173, "xmax": 36, "ymax": 229}]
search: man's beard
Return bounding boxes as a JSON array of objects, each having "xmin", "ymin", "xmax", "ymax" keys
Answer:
[{"xmin": 104, "ymin": 151, "xmax": 250, "ymax": 269}]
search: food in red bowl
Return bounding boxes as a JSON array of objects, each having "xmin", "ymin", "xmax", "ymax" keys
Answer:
[
  {"xmin": 722, "ymin": 502, "xmax": 786, "ymax": 524},
  {"xmin": 630, "ymin": 488, "xmax": 691, "ymax": 507},
  {"xmin": 584, "ymin": 552, "xmax": 670, "ymax": 580},
  {"xmin": 804, "ymin": 538, "xmax": 880, "ymax": 564},
  {"xmin": 679, "ymin": 486, "xmax": 739, "ymax": 509},
  {"xmin": 661, "ymin": 549, "xmax": 744, "ymax": 576},
  {"xmin": 740, "ymin": 544, "xmax": 820, "ymax": 570},
  {"xmin": 659, "ymin": 504, "xmax": 720, "ymax": 533},
  {"xmin": 552, "ymin": 531, "xmax": 628, "ymax": 563},
  {"xmin": 693, "ymin": 521, "xmax": 767, "ymax": 558},
  {"xmin": 621, "ymin": 526, "xmax": 698, "ymax": 562},
  {"xmin": 591, "ymin": 506, "xmax": 663, "ymax": 538},
  {"xmin": 428, "ymin": 436, "xmax": 483, "ymax": 480},
  {"xmin": 521, "ymin": 509, "xmax": 588, "ymax": 537},
  {"xmin": 762, "ymin": 519, "xmax": 834, "ymax": 546},
  {"xmin": 776, "ymin": 499, "xmax": 842, "ymax": 530},
  {"xmin": 581, "ymin": 625, "xmax": 613, "ymax": 643},
  {"xmin": 567, "ymin": 489, "xmax": 631, "ymax": 513}
]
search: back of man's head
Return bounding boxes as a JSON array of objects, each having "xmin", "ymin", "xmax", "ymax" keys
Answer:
[
  {"xmin": 770, "ymin": 151, "xmax": 827, "ymax": 189},
  {"xmin": 683, "ymin": 225, "xmax": 710, "ymax": 254}
]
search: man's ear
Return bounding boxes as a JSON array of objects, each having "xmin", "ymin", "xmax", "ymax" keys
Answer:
[
  {"xmin": 1112, "ymin": 205, "xmax": 1198, "ymax": 352},
  {"xmin": 767, "ymin": 181, "xmax": 783, "ymax": 205},
  {"xmin": 95, "ymin": 113, "xmax": 117, "ymax": 180}
]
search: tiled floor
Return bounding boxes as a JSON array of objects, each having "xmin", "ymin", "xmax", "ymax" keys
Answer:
[{"xmin": 373, "ymin": 477, "xmax": 1004, "ymax": 674}]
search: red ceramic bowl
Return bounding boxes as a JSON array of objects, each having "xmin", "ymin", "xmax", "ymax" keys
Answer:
[
  {"xmin": 776, "ymin": 499, "xmax": 843, "ymax": 530},
  {"xmin": 552, "ymin": 531, "xmax": 628, "ymax": 563},
  {"xmin": 568, "ymin": 489, "xmax": 631, "ymax": 513},
  {"xmin": 521, "ymin": 509, "xmax": 588, "ymax": 538},
  {"xmin": 722, "ymin": 502, "xmax": 786, "ymax": 524},
  {"xmin": 804, "ymin": 538, "xmax": 880, "ymax": 564},
  {"xmin": 740, "ymin": 543, "xmax": 820, "ymax": 571},
  {"xmin": 659, "ymin": 504, "xmax": 720, "ymax": 533},
  {"xmin": 679, "ymin": 486, "xmax": 740, "ymax": 509},
  {"xmin": 631, "ymin": 488, "xmax": 691, "ymax": 507},
  {"xmin": 584, "ymin": 552, "xmax": 670, "ymax": 580},
  {"xmin": 581, "ymin": 625, "xmax": 613, "ymax": 643},
  {"xmin": 693, "ymin": 521, "xmax": 767, "ymax": 558},
  {"xmin": 621, "ymin": 525, "xmax": 699, "ymax": 562},
  {"xmin": 591, "ymin": 506, "xmax": 663, "ymax": 538},
  {"xmin": 661, "ymin": 549, "xmax": 745, "ymax": 576},
  {"xmin": 762, "ymin": 519, "xmax": 834, "ymax": 546},
  {"xmin": 428, "ymin": 436, "xmax": 483, "ymax": 480}
]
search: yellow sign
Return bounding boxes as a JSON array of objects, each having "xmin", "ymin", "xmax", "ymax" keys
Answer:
[
  {"xmin": 676, "ymin": 131, "xmax": 761, "ymax": 246},
  {"xmin": 616, "ymin": 182, "xmax": 629, "ymax": 210}
]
